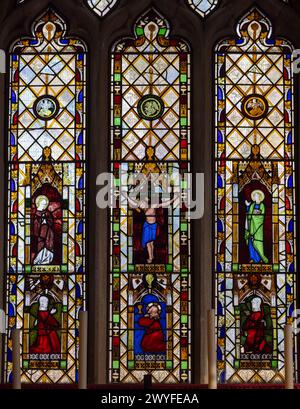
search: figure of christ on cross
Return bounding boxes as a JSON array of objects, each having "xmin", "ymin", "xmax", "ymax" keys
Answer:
[
  {"xmin": 141, "ymin": 206, "xmax": 157, "ymax": 263},
  {"xmin": 124, "ymin": 188, "xmax": 180, "ymax": 264}
]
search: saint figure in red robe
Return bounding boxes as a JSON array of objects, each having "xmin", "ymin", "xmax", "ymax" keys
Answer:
[
  {"xmin": 242, "ymin": 296, "xmax": 271, "ymax": 354},
  {"xmin": 30, "ymin": 295, "xmax": 60, "ymax": 354},
  {"xmin": 138, "ymin": 303, "xmax": 165, "ymax": 353},
  {"xmin": 32, "ymin": 195, "xmax": 54, "ymax": 265}
]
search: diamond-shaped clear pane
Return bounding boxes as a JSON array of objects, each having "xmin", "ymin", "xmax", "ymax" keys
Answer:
[
  {"xmin": 187, "ymin": 0, "xmax": 219, "ymax": 17},
  {"xmin": 87, "ymin": 0, "xmax": 119, "ymax": 17}
]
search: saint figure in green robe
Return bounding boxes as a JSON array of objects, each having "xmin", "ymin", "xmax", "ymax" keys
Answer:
[{"xmin": 245, "ymin": 189, "xmax": 268, "ymax": 264}]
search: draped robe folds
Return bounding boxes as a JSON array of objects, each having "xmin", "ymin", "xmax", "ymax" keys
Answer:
[
  {"xmin": 138, "ymin": 316, "xmax": 166, "ymax": 353},
  {"xmin": 141, "ymin": 222, "xmax": 157, "ymax": 249},
  {"xmin": 243, "ymin": 310, "xmax": 271, "ymax": 354},
  {"xmin": 33, "ymin": 209, "xmax": 55, "ymax": 264},
  {"xmin": 245, "ymin": 202, "xmax": 268, "ymax": 263},
  {"xmin": 30, "ymin": 311, "xmax": 60, "ymax": 354}
]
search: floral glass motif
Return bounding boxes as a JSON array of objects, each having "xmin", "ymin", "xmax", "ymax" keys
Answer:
[
  {"xmin": 215, "ymin": 8, "xmax": 297, "ymax": 383},
  {"xmin": 87, "ymin": 0, "xmax": 119, "ymax": 17},
  {"xmin": 110, "ymin": 9, "xmax": 191, "ymax": 383},
  {"xmin": 187, "ymin": 0, "xmax": 219, "ymax": 17},
  {"xmin": 5, "ymin": 9, "xmax": 87, "ymax": 384}
]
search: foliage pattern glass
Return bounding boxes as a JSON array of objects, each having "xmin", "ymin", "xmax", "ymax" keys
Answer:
[
  {"xmin": 215, "ymin": 8, "xmax": 297, "ymax": 383},
  {"xmin": 5, "ymin": 9, "xmax": 87, "ymax": 384},
  {"xmin": 109, "ymin": 9, "xmax": 192, "ymax": 383}
]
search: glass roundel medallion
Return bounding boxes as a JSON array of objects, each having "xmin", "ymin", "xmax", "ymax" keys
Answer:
[
  {"xmin": 241, "ymin": 94, "xmax": 269, "ymax": 120},
  {"xmin": 137, "ymin": 94, "xmax": 164, "ymax": 120},
  {"xmin": 33, "ymin": 95, "xmax": 59, "ymax": 120}
]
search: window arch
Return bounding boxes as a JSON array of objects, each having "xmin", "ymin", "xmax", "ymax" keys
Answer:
[
  {"xmin": 215, "ymin": 7, "xmax": 297, "ymax": 383},
  {"xmin": 5, "ymin": 8, "xmax": 87, "ymax": 384},
  {"xmin": 109, "ymin": 8, "xmax": 192, "ymax": 383},
  {"xmin": 3, "ymin": 0, "xmax": 300, "ymax": 387}
]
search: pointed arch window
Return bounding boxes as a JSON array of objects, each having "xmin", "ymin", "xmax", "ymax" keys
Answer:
[
  {"xmin": 109, "ymin": 9, "xmax": 192, "ymax": 383},
  {"xmin": 187, "ymin": 0, "xmax": 219, "ymax": 17},
  {"xmin": 215, "ymin": 8, "xmax": 297, "ymax": 383},
  {"xmin": 5, "ymin": 9, "xmax": 87, "ymax": 384}
]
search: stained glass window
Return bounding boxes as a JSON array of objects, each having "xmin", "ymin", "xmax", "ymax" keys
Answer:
[
  {"xmin": 187, "ymin": 0, "xmax": 219, "ymax": 17},
  {"xmin": 215, "ymin": 8, "xmax": 296, "ymax": 383},
  {"xmin": 109, "ymin": 9, "xmax": 191, "ymax": 383},
  {"xmin": 87, "ymin": 0, "xmax": 119, "ymax": 17},
  {"xmin": 5, "ymin": 9, "xmax": 87, "ymax": 384}
]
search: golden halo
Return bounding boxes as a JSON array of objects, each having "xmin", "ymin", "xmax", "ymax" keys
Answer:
[
  {"xmin": 35, "ymin": 195, "xmax": 49, "ymax": 209},
  {"xmin": 251, "ymin": 189, "xmax": 265, "ymax": 203},
  {"xmin": 146, "ymin": 302, "xmax": 162, "ymax": 313}
]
